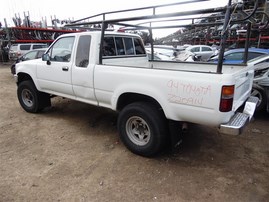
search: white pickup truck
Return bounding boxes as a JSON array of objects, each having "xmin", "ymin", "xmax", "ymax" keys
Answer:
[
  {"xmin": 14, "ymin": 31, "xmax": 258, "ymax": 156},
  {"xmin": 14, "ymin": 1, "xmax": 259, "ymax": 156}
]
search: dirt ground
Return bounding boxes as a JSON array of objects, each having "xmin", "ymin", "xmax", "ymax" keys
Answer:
[{"xmin": 0, "ymin": 63, "xmax": 268, "ymax": 202}]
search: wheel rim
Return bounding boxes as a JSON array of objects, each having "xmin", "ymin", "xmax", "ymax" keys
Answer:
[
  {"xmin": 251, "ymin": 89, "xmax": 262, "ymax": 107},
  {"xmin": 21, "ymin": 89, "xmax": 34, "ymax": 108},
  {"xmin": 126, "ymin": 116, "xmax": 151, "ymax": 146}
]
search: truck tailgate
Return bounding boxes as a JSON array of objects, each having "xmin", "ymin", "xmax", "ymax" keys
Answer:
[
  {"xmin": 232, "ymin": 67, "xmax": 254, "ymax": 111},
  {"xmin": 220, "ymin": 65, "xmax": 258, "ymax": 135}
]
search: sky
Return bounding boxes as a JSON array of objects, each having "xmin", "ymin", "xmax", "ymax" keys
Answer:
[{"xmin": 0, "ymin": 0, "xmax": 230, "ymax": 37}]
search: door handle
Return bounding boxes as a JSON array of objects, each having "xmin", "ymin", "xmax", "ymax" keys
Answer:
[{"xmin": 62, "ymin": 66, "xmax": 69, "ymax": 71}]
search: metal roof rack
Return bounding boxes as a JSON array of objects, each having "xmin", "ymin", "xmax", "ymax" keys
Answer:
[{"xmin": 65, "ymin": 0, "xmax": 262, "ymax": 73}]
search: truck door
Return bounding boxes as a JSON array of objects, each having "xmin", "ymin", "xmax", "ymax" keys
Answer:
[
  {"xmin": 71, "ymin": 35, "xmax": 97, "ymax": 105},
  {"xmin": 36, "ymin": 36, "xmax": 75, "ymax": 95}
]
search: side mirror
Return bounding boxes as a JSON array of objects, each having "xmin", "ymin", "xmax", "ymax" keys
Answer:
[
  {"xmin": 42, "ymin": 53, "xmax": 50, "ymax": 61},
  {"xmin": 42, "ymin": 53, "xmax": 51, "ymax": 65}
]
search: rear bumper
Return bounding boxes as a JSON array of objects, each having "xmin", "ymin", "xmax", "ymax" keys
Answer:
[{"xmin": 219, "ymin": 96, "xmax": 259, "ymax": 135}]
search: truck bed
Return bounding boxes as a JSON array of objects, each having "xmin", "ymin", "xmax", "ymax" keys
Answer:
[{"xmin": 96, "ymin": 58, "xmax": 254, "ymax": 126}]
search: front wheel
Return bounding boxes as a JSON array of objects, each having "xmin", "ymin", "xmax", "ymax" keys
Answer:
[
  {"xmin": 17, "ymin": 80, "xmax": 50, "ymax": 113},
  {"xmin": 117, "ymin": 102, "xmax": 167, "ymax": 157}
]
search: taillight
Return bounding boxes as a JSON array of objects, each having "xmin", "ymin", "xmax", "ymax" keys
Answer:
[{"xmin": 219, "ymin": 85, "xmax": 234, "ymax": 112}]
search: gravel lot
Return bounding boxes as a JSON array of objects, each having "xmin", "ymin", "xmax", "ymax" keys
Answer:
[{"xmin": 0, "ymin": 63, "xmax": 268, "ymax": 202}]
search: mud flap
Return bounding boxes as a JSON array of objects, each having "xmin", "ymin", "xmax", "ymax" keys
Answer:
[{"xmin": 168, "ymin": 120, "xmax": 183, "ymax": 149}]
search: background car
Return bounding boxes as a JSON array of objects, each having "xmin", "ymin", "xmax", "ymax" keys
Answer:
[
  {"xmin": 9, "ymin": 43, "xmax": 48, "ymax": 61},
  {"xmin": 147, "ymin": 52, "xmax": 172, "ymax": 61},
  {"xmin": 247, "ymin": 55, "xmax": 269, "ymax": 112},
  {"xmin": 11, "ymin": 48, "xmax": 47, "ymax": 74},
  {"xmin": 145, "ymin": 45, "xmax": 179, "ymax": 60},
  {"xmin": 185, "ymin": 45, "xmax": 215, "ymax": 61},
  {"xmin": 208, "ymin": 48, "xmax": 269, "ymax": 64},
  {"xmin": 175, "ymin": 50, "xmax": 201, "ymax": 62}
]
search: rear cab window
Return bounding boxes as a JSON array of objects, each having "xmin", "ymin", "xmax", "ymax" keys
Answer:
[
  {"xmin": 102, "ymin": 35, "xmax": 146, "ymax": 58},
  {"xmin": 134, "ymin": 38, "xmax": 145, "ymax": 54},
  {"xmin": 124, "ymin": 38, "xmax": 135, "ymax": 55},
  {"xmin": 103, "ymin": 37, "xmax": 116, "ymax": 56}
]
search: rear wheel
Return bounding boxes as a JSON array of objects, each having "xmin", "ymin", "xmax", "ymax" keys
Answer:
[
  {"xmin": 118, "ymin": 102, "xmax": 167, "ymax": 157},
  {"xmin": 251, "ymin": 84, "xmax": 267, "ymax": 111},
  {"xmin": 17, "ymin": 80, "xmax": 50, "ymax": 113}
]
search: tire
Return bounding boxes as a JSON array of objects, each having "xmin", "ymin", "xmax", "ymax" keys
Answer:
[
  {"xmin": 117, "ymin": 102, "xmax": 167, "ymax": 157},
  {"xmin": 17, "ymin": 80, "xmax": 50, "ymax": 113},
  {"xmin": 251, "ymin": 84, "xmax": 267, "ymax": 112},
  {"xmin": 11, "ymin": 64, "xmax": 16, "ymax": 75}
]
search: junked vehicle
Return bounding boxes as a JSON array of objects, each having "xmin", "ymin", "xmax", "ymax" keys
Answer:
[
  {"xmin": 208, "ymin": 48, "xmax": 269, "ymax": 64},
  {"xmin": 248, "ymin": 55, "xmax": 269, "ymax": 112},
  {"xmin": 145, "ymin": 48, "xmax": 173, "ymax": 61},
  {"xmin": 185, "ymin": 45, "xmax": 215, "ymax": 61},
  {"xmin": 175, "ymin": 50, "xmax": 201, "ymax": 62},
  {"xmin": 145, "ymin": 46, "xmax": 179, "ymax": 60},
  {"xmin": 14, "ymin": 1, "xmax": 260, "ymax": 156},
  {"xmin": 9, "ymin": 43, "xmax": 48, "ymax": 60},
  {"xmin": 11, "ymin": 48, "xmax": 47, "ymax": 74}
]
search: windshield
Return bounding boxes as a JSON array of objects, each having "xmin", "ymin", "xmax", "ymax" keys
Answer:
[{"xmin": 248, "ymin": 54, "xmax": 269, "ymax": 63}]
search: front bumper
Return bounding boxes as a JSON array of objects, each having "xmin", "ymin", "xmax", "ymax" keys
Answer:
[
  {"xmin": 14, "ymin": 74, "xmax": 18, "ymax": 83},
  {"xmin": 219, "ymin": 96, "xmax": 259, "ymax": 135}
]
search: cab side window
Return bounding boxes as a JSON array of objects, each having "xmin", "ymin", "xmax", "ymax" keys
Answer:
[
  {"xmin": 76, "ymin": 35, "xmax": 91, "ymax": 67},
  {"xmin": 49, "ymin": 37, "xmax": 75, "ymax": 62}
]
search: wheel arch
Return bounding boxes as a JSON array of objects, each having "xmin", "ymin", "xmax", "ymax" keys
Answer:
[
  {"xmin": 116, "ymin": 92, "xmax": 165, "ymax": 116},
  {"xmin": 16, "ymin": 73, "xmax": 41, "ymax": 91},
  {"xmin": 17, "ymin": 72, "xmax": 33, "ymax": 85}
]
